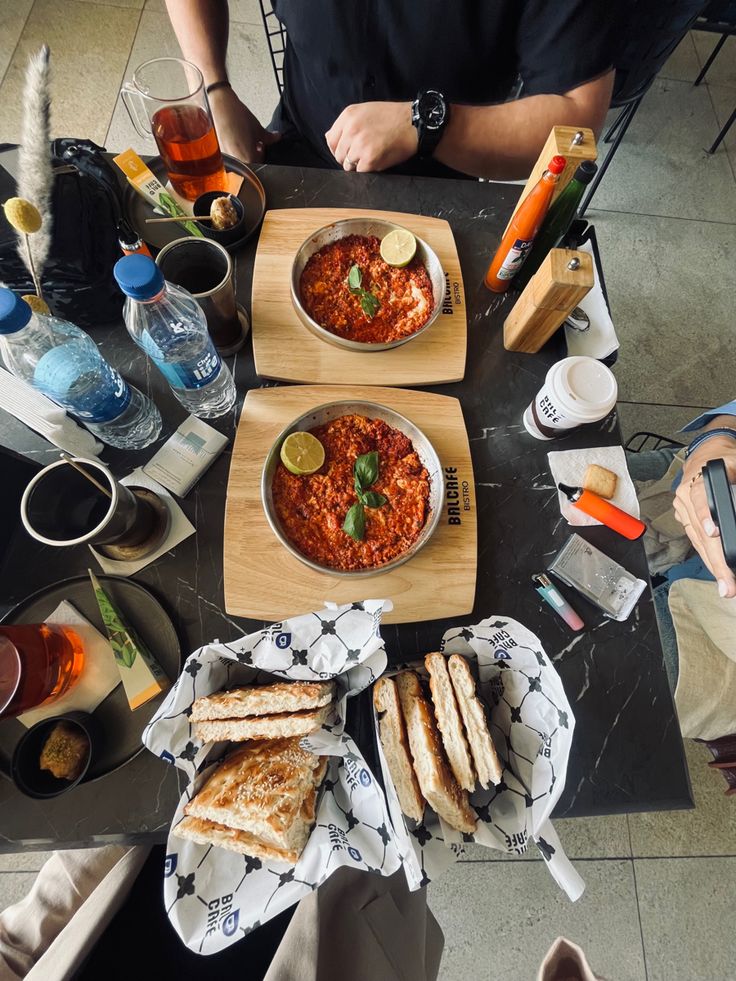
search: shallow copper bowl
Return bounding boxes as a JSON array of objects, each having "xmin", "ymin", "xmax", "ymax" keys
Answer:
[
  {"xmin": 290, "ymin": 218, "xmax": 446, "ymax": 352},
  {"xmin": 261, "ymin": 400, "xmax": 444, "ymax": 577}
]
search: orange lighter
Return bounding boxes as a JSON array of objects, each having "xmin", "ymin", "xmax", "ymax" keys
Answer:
[{"xmin": 558, "ymin": 483, "xmax": 646, "ymax": 541}]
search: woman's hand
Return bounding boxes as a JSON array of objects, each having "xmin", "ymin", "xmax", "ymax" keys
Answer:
[
  {"xmin": 325, "ymin": 102, "xmax": 418, "ymax": 172},
  {"xmin": 209, "ymin": 87, "xmax": 280, "ymax": 165},
  {"xmin": 674, "ymin": 431, "xmax": 736, "ymax": 597}
]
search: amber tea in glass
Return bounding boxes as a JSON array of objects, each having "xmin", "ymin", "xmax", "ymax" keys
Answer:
[{"xmin": 0, "ymin": 624, "xmax": 85, "ymax": 720}]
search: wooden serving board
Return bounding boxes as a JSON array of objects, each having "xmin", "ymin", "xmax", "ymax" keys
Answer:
[
  {"xmin": 224, "ymin": 385, "xmax": 477, "ymax": 624},
  {"xmin": 250, "ymin": 208, "xmax": 467, "ymax": 386}
]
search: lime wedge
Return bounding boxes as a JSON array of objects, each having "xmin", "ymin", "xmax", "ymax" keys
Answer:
[
  {"xmin": 380, "ymin": 228, "xmax": 417, "ymax": 267},
  {"xmin": 280, "ymin": 432, "xmax": 325, "ymax": 475}
]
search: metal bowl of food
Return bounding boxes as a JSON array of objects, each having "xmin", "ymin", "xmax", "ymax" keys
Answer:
[
  {"xmin": 290, "ymin": 218, "xmax": 446, "ymax": 352},
  {"xmin": 261, "ymin": 400, "xmax": 445, "ymax": 577}
]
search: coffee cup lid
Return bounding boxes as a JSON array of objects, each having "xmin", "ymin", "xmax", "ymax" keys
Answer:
[{"xmin": 551, "ymin": 357, "xmax": 617, "ymax": 422}]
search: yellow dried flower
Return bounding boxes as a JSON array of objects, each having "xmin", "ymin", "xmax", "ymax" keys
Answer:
[
  {"xmin": 21, "ymin": 294, "xmax": 50, "ymax": 315},
  {"xmin": 3, "ymin": 197, "xmax": 42, "ymax": 234}
]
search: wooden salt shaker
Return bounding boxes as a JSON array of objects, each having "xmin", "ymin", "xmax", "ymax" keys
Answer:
[{"xmin": 503, "ymin": 248, "xmax": 594, "ymax": 353}]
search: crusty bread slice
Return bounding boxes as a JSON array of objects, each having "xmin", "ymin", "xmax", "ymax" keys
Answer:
[
  {"xmin": 373, "ymin": 676, "xmax": 425, "ymax": 823},
  {"xmin": 193, "ymin": 704, "xmax": 330, "ymax": 743},
  {"xmin": 448, "ymin": 655, "xmax": 503, "ymax": 788},
  {"xmin": 191, "ymin": 680, "xmax": 335, "ymax": 722},
  {"xmin": 425, "ymin": 653, "xmax": 476, "ymax": 792},
  {"xmin": 184, "ymin": 738, "xmax": 326, "ymax": 853},
  {"xmin": 173, "ymin": 815, "xmax": 299, "ymax": 864},
  {"xmin": 395, "ymin": 671, "xmax": 476, "ymax": 834}
]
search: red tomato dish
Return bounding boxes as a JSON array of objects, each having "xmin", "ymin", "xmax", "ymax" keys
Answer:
[
  {"xmin": 299, "ymin": 235, "xmax": 435, "ymax": 344},
  {"xmin": 272, "ymin": 414, "xmax": 431, "ymax": 571}
]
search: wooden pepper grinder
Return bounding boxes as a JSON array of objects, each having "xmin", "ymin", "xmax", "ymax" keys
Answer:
[{"xmin": 503, "ymin": 248, "xmax": 593, "ymax": 353}]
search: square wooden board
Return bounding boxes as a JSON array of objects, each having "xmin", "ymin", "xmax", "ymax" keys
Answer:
[
  {"xmin": 250, "ymin": 208, "xmax": 467, "ymax": 386},
  {"xmin": 224, "ymin": 385, "xmax": 477, "ymax": 624}
]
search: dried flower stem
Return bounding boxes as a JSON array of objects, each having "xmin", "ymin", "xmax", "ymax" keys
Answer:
[{"xmin": 23, "ymin": 232, "xmax": 44, "ymax": 301}]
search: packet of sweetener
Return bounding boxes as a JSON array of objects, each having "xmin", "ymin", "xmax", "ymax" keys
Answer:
[{"xmin": 113, "ymin": 148, "xmax": 203, "ymax": 238}]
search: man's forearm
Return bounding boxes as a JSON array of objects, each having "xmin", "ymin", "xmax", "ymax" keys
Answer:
[
  {"xmin": 434, "ymin": 72, "xmax": 614, "ymax": 180},
  {"xmin": 165, "ymin": 0, "xmax": 230, "ymax": 86}
]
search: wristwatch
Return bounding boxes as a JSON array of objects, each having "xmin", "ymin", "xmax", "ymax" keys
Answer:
[{"xmin": 411, "ymin": 89, "xmax": 450, "ymax": 160}]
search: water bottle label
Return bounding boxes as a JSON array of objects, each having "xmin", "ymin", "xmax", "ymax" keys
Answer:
[
  {"xmin": 139, "ymin": 330, "xmax": 222, "ymax": 390},
  {"xmin": 34, "ymin": 344, "xmax": 132, "ymax": 422}
]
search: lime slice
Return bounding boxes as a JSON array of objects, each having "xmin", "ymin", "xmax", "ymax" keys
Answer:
[
  {"xmin": 280, "ymin": 432, "xmax": 325, "ymax": 475},
  {"xmin": 380, "ymin": 228, "xmax": 417, "ymax": 267}
]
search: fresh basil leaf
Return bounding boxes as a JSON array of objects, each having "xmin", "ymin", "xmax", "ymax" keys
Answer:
[
  {"xmin": 342, "ymin": 501, "xmax": 366, "ymax": 541},
  {"xmin": 347, "ymin": 264, "xmax": 362, "ymax": 291},
  {"xmin": 361, "ymin": 491, "xmax": 387, "ymax": 508},
  {"xmin": 360, "ymin": 291, "xmax": 380, "ymax": 319},
  {"xmin": 354, "ymin": 451, "xmax": 379, "ymax": 490}
]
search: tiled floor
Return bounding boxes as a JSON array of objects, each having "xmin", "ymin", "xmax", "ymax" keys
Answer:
[{"xmin": 1, "ymin": 12, "xmax": 735, "ymax": 980}]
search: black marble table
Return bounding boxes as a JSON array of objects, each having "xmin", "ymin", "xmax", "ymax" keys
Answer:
[{"xmin": 0, "ymin": 165, "xmax": 691, "ymax": 851}]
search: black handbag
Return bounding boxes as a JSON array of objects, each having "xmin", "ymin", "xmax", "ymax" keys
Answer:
[{"xmin": 0, "ymin": 138, "xmax": 125, "ymax": 329}]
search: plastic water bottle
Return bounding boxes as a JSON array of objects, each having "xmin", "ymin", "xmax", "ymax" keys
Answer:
[
  {"xmin": 113, "ymin": 255, "xmax": 236, "ymax": 419},
  {"xmin": 0, "ymin": 288, "xmax": 161, "ymax": 450}
]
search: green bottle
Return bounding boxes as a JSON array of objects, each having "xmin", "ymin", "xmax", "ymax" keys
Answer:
[{"xmin": 513, "ymin": 160, "xmax": 598, "ymax": 289}]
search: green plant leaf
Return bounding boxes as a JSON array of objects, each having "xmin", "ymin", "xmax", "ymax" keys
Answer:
[
  {"xmin": 361, "ymin": 490, "xmax": 387, "ymax": 508},
  {"xmin": 354, "ymin": 451, "xmax": 379, "ymax": 490},
  {"xmin": 360, "ymin": 291, "xmax": 380, "ymax": 319},
  {"xmin": 343, "ymin": 501, "xmax": 366, "ymax": 541},
  {"xmin": 347, "ymin": 264, "xmax": 362, "ymax": 291}
]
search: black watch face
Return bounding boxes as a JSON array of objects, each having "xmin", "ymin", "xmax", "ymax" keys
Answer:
[{"xmin": 419, "ymin": 90, "xmax": 446, "ymax": 130}]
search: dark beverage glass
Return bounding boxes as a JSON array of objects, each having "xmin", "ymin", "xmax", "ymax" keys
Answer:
[{"xmin": 0, "ymin": 624, "xmax": 85, "ymax": 720}]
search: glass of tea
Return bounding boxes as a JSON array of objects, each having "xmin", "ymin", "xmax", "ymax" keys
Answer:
[
  {"xmin": 121, "ymin": 57, "xmax": 227, "ymax": 201},
  {"xmin": 0, "ymin": 624, "xmax": 85, "ymax": 720}
]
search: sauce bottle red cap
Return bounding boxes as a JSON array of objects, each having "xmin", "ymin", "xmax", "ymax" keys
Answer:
[{"xmin": 548, "ymin": 155, "xmax": 566, "ymax": 174}]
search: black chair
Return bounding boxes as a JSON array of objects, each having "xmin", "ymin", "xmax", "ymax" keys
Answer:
[
  {"xmin": 693, "ymin": 0, "xmax": 736, "ymax": 154},
  {"xmin": 259, "ymin": 0, "xmax": 287, "ymax": 96},
  {"xmin": 578, "ymin": 0, "xmax": 708, "ymax": 217}
]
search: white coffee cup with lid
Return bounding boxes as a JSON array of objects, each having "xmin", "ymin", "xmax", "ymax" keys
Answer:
[{"xmin": 523, "ymin": 356, "xmax": 618, "ymax": 440}]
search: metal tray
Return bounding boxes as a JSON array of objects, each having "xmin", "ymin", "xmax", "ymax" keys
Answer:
[
  {"xmin": 123, "ymin": 153, "xmax": 266, "ymax": 253},
  {"xmin": 0, "ymin": 576, "xmax": 181, "ymax": 784},
  {"xmin": 261, "ymin": 400, "xmax": 444, "ymax": 578}
]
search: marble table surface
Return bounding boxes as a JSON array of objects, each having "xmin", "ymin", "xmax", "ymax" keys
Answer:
[{"xmin": 0, "ymin": 164, "xmax": 691, "ymax": 851}]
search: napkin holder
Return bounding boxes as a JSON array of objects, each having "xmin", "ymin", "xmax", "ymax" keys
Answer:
[{"xmin": 504, "ymin": 248, "xmax": 593, "ymax": 353}]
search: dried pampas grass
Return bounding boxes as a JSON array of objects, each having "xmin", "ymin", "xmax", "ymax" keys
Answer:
[{"xmin": 18, "ymin": 45, "xmax": 53, "ymax": 281}]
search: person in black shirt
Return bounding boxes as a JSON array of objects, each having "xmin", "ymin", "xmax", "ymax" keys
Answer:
[{"xmin": 165, "ymin": 0, "xmax": 615, "ymax": 179}]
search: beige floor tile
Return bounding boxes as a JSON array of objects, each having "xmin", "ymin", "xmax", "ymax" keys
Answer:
[
  {"xmin": 636, "ymin": 856, "xmax": 736, "ymax": 981},
  {"xmin": 708, "ymin": 83, "xmax": 736, "ymax": 181},
  {"xmin": 593, "ymin": 78, "xmax": 736, "ymax": 223},
  {"xmin": 145, "ymin": 0, "xmax": 263, "ymax": 22},
  {"xmin": 692, "ymin": 31, "xmax": 736, "ymax": 89},
  {"xmin": 0, "ymin": 0, "xmax": 139, "ymax": 147},
  {"xmin": 75, "ymin": 0, "xmax": 144, "ymax": 9},
  {"xmin": 105, "ymin": 13, "xmax": 277, "ymax": 154},
  {"xmin": 0, "ymin": 872, "xmax": 38, "ymax": 911},
  {"xmin": 592, "ymin": 210, "xmax": 736, "ymax": 407},
  {"xmin": 659, "ymin": 31, "xmax": 700, "ymax": 82},
  {"xmin": 459, "ymin": 813, "xmax": 631, "ymax": 862},
  {"xmin": 0, "ymin": 0, "xmax": 34, "ymax": 85},
  {"xmin": 628, "ymin": 740, "xmax": 736, "ymax": 857},
  {"xmin": 429, "ymin": 860, "xmax": 646, "ymax": 981},
  {"xmin": 0, "ymin": 850, "xmax": 53, "ymax": 872}
]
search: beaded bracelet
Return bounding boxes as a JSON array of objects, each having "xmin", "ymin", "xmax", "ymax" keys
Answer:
[{"xmin": 685, "ymin": 426, "xmax": 736, "ymax": 460}]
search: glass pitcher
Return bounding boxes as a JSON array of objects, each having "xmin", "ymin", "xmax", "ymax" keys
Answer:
[{"xmin": 121, "ymin": 57, "xmax": 227, "ymax": 202}]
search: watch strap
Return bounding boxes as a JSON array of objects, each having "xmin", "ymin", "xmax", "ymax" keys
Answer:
[{"xmin": 685, "ymin": 427, "xmax": 736, "ymax": 459}]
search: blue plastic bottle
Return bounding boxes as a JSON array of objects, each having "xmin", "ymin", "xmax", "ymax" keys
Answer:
[
  {"xmin": 114, "ymin": 255, "xmax": 236, "ymax": 419},
  {"xmin": 0, "ymin": 288, "xmax": 161, "ymax": 450}
]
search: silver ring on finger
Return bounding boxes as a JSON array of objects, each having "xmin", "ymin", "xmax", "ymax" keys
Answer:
[{"xmin": 344, "ymin": 155, "xmax": 356, "ymax": 170}]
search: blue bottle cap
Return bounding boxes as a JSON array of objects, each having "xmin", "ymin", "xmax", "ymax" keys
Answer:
[
  {"xmin": 0, "ymin": 288, "xmax": 32, "ymax": 334},
  {"xmin": 113, "ymin": 254, "xmax": 165, "ymax": 300}
]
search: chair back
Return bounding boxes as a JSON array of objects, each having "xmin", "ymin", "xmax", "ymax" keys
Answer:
[
  {"xmin": 258, "ymin": 0, "xmax": 287, "ymax": 95},
  {"xmin": 612, "ymin": 0, "xmax": 707, "ymax": 106}
]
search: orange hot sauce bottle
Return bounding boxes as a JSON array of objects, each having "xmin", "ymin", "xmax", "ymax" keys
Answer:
[{"xmin": 485, "ymin": 155, "xmax": 567, "ymax": 292}]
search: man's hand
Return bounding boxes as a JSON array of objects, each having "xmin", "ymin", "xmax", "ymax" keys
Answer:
[
  {"xmin": 325, "ymin": 102, "xmax": 418, "ymax": 172},
  {"xmin": 209, "ymin": 86, "xmax": 280, "ymax": 165},
  {"xmin": 674, "ymin": 434, "xmax": 736, "ymax": 598}
]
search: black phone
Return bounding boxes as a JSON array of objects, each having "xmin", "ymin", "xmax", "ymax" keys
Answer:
[{"xmin": 703, "ymin": 459, "xmax": 736, "ymax": 572}]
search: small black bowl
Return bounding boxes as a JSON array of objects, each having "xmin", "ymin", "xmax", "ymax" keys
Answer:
[
  {"xmin": 12, "ymin": 711, "xmax": 97, "ymax": 799},
  {"xmin": 193, "ymin": 191, "xmax": 245, "ymax": 245}
]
